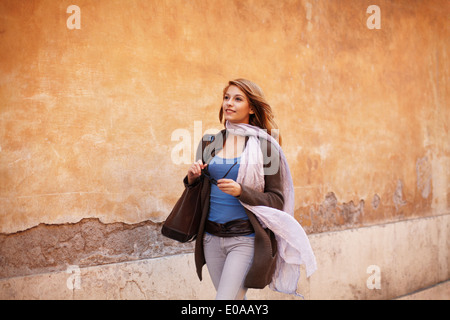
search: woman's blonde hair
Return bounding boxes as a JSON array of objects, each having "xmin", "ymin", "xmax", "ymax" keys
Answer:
[{"xmin": 219, "ymin": 79, "xmax": 282, "ymax": 145}]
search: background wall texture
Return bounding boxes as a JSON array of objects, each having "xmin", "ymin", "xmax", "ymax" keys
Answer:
[{"xmin": 0, "ymin": 0, "xmax": 448, "ymax": 299}]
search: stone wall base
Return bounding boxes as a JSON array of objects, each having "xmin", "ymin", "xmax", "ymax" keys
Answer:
[{"xmin": 1, "ymin": 214, "xmax": 448, "ymax": 300}]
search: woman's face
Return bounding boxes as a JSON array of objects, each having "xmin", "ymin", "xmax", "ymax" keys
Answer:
[{"xmin": 222, "ymin": 85, "xmax": 254, "ymax": 124}]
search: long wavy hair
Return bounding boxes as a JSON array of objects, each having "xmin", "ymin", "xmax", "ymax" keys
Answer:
[{"xmin": 219, "ymin": 79, "xmax": 282, "ymax": 145}]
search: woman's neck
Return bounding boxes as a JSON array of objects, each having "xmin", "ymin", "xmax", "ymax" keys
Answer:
[{"xmin": 216, "ymin": 133, "xmax": 246, "ymax": 159}]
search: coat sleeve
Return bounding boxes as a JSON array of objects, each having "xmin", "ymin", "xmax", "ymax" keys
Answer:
[{"xmin": 183, "ymin": 132, "xmax": 219, "ymax": 187}]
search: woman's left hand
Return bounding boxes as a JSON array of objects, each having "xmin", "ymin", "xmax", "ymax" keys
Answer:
[{"xmin": 217, "ymin": 179, "xmax": 242, "ymax": 197}]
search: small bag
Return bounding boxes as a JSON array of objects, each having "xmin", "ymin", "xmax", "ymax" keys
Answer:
[{"xmin": 161, "ymin": 178, "xmax": 203, "ymax": 243}]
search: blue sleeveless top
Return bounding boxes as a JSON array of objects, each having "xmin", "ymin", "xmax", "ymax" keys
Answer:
[{"xmin": 207, "ymin": 155, "xmax": 249, "ymax": 224}]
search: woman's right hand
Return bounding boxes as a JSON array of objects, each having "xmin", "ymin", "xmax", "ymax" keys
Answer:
[{"xmin": 187, "ymin": 160, "xmax": 207, "ymax": 185}]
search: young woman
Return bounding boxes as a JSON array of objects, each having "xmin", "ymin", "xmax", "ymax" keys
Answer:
[{"xmin": 185, "ymin": 79, "xmax": 316, "ymax": 300}]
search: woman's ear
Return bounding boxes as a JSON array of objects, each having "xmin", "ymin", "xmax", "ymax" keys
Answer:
[{"xmin": 249, "ymin": 108, "xmax": 255, "ymax": 115}]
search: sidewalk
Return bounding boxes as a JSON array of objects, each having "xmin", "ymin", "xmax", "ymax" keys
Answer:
[{"xmin": 396, "ymin": 280, "xmax": 450, "ymax": 300}]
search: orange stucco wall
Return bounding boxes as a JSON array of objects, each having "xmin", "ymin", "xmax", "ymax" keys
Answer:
[{"xmin": 1, "ymin": 0, "xmax": 448, "ymax": 234}]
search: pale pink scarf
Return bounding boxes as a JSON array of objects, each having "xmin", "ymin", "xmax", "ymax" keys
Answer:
[{"xmin": 226, "ymin": 121, "xmax": 317, "ymax": 296}]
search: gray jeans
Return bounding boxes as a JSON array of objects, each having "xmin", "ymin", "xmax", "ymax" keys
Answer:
[{"xmin": 203, "ymin": 233, "xmax": 255, "ymax": 300}]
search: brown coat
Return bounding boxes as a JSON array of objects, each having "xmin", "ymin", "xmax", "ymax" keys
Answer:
[{"xmin": 185, "ymin": 129, "xmax": 285, "ymax": 289}]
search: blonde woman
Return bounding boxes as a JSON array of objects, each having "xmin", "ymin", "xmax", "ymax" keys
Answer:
[{"xmin": 185, "ymin": 79, "xmax": 316, "ymax": 299}]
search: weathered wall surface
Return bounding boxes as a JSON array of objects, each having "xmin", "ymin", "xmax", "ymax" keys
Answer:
[
  {"xmin": 0, "ymin": 218, "xmax": 193, "ymax": 279},
  {"xmin": 1, "ymin": 215, "xmax": 448, "ymax": 300},
  {"xmin": 0, "ymin": 0, "xmax": 448, "ymax": 298}
]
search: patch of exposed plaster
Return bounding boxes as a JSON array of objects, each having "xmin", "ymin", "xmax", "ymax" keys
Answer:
[
  {"xmin": 393, "ymin": 180, "xmax": 407, "ymax": 210},
  {"xmin": 416, "ymin": 156, "xmax": 432, "ymax": 199},
  {"xmin": 0, "ymin": 218, "xmax": 193, "ymax": 280},
  {"xmin": 372, "ymin": 194, "xmax": 381, "ymax": 210},
  {"xmin": 309, "ymin": 192, "xmax": 364, "ymax": 233}
]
